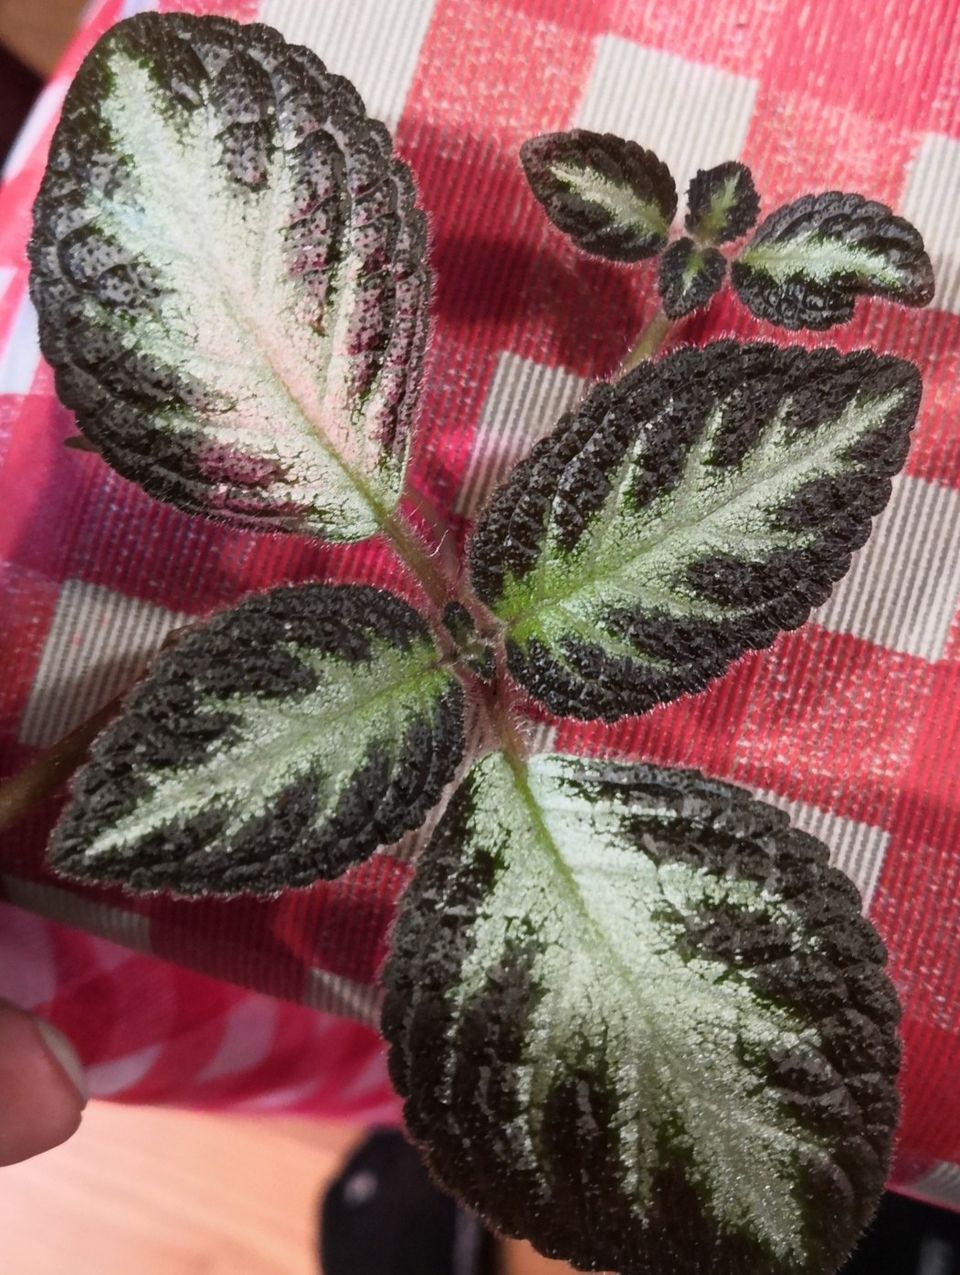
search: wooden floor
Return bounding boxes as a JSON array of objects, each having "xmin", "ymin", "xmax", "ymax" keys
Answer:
[
  {"xmin": 0, "ymin": 1101, "xmax": 577, "ymax": 1274},
  {"xmin": 0, "ymin": 1102, "xmax": 361, "ymax": 1273},
  {"xmin": 0, "ymin": 0, "xmax": 86, "ymax": 76}
]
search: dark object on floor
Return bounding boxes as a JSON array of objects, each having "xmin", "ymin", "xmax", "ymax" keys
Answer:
[
  {"xmin": 319, "ymin": 1129, "xmax": 495, "ymax": 1275},
  {"xmin": 841, "ymin": 1192, "xmax": 960, "ymax": 1273},
  {"xmin": 320, "ymin": 1140, "xmax": 960, "ymax": 1275},
  {"xmin": 0, "ymin": 46, "xmax": 42, "ymax": 167},
  {"xmin": 320, "ymin": 1137, "xmax": 960, "ymax": 1275}
]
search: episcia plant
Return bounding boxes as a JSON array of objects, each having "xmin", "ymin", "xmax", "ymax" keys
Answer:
[{"xmin": 7, "ymin": 11, "xmax": 937, "ymax": 1275}]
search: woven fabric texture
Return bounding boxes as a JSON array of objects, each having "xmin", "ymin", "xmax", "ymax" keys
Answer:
[{"xmin": 0, "ymin": 0, "xmax": 958, "ymax": 1202}]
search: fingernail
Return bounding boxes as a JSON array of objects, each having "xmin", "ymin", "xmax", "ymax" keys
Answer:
[{"xmin": 33, "ymin": 1018, "xmax": 89, "ymax": 1107}]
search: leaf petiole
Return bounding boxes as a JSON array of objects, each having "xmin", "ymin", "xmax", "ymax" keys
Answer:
[{"xmin": 621, "ymin": 307, "xmax": 674, "ymax": 373}]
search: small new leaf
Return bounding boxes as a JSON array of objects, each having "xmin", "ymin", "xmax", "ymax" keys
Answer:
[
  {"xmin": 29, "ymin": 14, "xmax": 430, "ymax": 540},
  {"xmin": 658, "ymin": 237, "xmax": 726, "ymax": 318},
  {"xmin": 48, "ymin": 585, "xmax": 465, "ymax": 894},
  {"xmin": 383, "ymin": 752, "xmax": 900, "ymax": 1275},
  {"xmin": 521, "ymin": 130, "xmax": 677, "ymax": 261},
  {"xmin": 685, "ymin": 160, "xmax": 760, "ymax": 244},
  {"xmin": 469, "ymin": 342, "xmax": 921, "ymax": 721},
  {"xmin": 732, "ymin": 192, "xmax": 934, "ymax": 329}
]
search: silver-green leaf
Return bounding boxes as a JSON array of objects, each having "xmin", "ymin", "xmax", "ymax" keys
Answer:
[
  {"xmin": 520, "ymin": 130, "xmax": 677, "ymax": 262},
  {"xmin": 731, "ymin": 192, "xmax": 934, "ymax": 330},
  {"xmin": 685, "ymin": 160, "xmax": 760, "ymax": 245},
  {"xmin": 658, "ymin": 236, "xmax": 726, "ymax": 318},
  {"xmin": 29, "ymin": 13, "xmax": 430, "ymax": 540},
  {"xmin": 468, "ymin": 342, "xmax": 921, "ymax": 721},
  {"xmin": 48, "ymin": 584, "xmax": 464, "ymax": 894},
  {"xmin": 383, "ymin": 752, "xmax": 901, "ymax": 1275}
]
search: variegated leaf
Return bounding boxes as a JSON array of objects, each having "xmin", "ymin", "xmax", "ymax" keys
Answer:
[
  {"xmin": 685, "ymin": 160, "xmax": 760, "ymax": 245},
  {"xmin": 383, "ymin": 752, "xmax": 900, "ymax": 1275},
  {"xmin": 48, "ymin": 585, "xmax": 464, "ymax": 894},
  {"xmin": 658, "ymin": 237, "xmax": 726, "ymax": 318},
  {"xmin": 29, "ymin": 13, "xmax": 430, "ymax": 540},
  {"xmin": 731, "ymin": 192, "xmax": 934, "ymax": 330},
  {"xmin": 469, "ymin": 342, "xmax": 921, "ymax": 721},
  {"xmin": 520, "ymin": 130, "xmax": 677, "ymax": 261}
]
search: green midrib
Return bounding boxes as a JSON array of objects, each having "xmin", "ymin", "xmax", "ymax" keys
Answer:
[
  {"xmin": 740, "ymin": 233, "xmax": 904, "ymax": 288},
  {"xmin": 550, "ymin": 161, "xmax": 668, "ymax": 235},
  {"xmin": 497, "ymin": 389, "xmax": 903, "ymax": 636},
  {"xmin": 99, "ymin": 46, "xmax": 398, "ymax": 537},
  {"xmin": 200, "ymin": 647, "xmax": 449, "ymax": 785},
  {"xmin": 88, "ymin": 644, "xmax": 448, "ymax": 855},
  {"xmin": 697, "ymin": 175, "xmax": 740, "ymax": 242},
  {"xmin": 500, "ymin": 753, "xmax": 678, "ymax": 1011},
  {"xmin": 681, "ymin": 247, "xmax": 706, "ymax": 293},
  {"xmin": 473, "ymin": 755, "xmax": 820, "ymax": 1255}
]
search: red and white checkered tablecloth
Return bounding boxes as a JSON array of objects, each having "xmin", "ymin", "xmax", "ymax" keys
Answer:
[{"xmin": 1, "ymin": 0, "xmax": 958, "ymax": 1206}]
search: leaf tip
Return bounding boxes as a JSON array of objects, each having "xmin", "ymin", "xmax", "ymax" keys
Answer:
[{"xmin": 521, "ymin": 128, "xmax": 677, "ymax": 261}]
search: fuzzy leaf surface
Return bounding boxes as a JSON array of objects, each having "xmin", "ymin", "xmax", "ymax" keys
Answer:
[
  {"xmin": 658, "ymin": 237, "xmax": 726, "ymax": 318},
  {"xmin": 29, "ymin": 13, "xmax": 430, "ymax": 540},
  {"xmin": 469, "ymin": 342, "xmax": 921, "ymax": 721},
  {"xmin": 383, "ymin": 752, "xmax": 900, "ymax": 1275},
  {"xmin": 520, "ymin": 130, "xmax": 677, "ymax": 261},
  {"xmin": 48, "ymin": 585, "xmax": 464, "ymax": 894},
  {"xmin": 731, "ymin": 192, "xmax": 934, "ymax": 329},
  {"xmin": 685, "ymin": 160, "xmax": 760, "ymax": 244}
]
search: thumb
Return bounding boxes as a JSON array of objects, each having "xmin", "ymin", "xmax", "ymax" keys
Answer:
[{"xmin": 0, "ymin": 999, "xmax": 87, "ymax": 1166}]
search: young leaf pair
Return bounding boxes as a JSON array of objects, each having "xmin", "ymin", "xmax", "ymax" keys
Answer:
[
  {"xmin": 26, "ymin": 13, "xmax": 933, "ymax": 1275},
  {"xmin": 522, "ymin": 128, "xmax": 934, "ymax": 325}
]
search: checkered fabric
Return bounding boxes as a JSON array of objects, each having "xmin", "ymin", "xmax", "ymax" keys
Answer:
[{"xmin": 0, "ymin": 0, "xmax": 958, "ymax": 1203}]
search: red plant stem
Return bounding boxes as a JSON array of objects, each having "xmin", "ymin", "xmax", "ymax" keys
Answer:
[
  {"xmin": 620, "ymin": 307, "xmax": 673, "ymax": 374},
  {"xmin": 0, "ymin": 695, "xmax": 121, "ymax": 835},
  {"xmin": 0, "ymin": 624, "xmax": 199, "ymax": 837}
]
